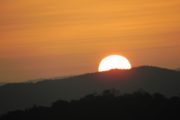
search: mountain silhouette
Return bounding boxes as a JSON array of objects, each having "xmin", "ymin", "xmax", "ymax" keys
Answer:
[
  {"xmin": 176, "ymin": 68, "xmax": 180, "ymax": 71},
  {"xmin": 0, "ymin": 66, "xmax": 180, "ymax": 115}
]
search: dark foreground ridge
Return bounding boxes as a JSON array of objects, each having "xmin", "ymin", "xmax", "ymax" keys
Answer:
[
  {"xmin": 0, "ymin": 66, "xmax": 180, "ymax": 115},
  {"xmin": 1, "ymin": 90, "xmax": 180, "ymax": 120}
]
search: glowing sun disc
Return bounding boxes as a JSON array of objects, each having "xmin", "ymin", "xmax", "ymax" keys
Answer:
[{"xmin": 98, "ymin": 55, "xmax": 132, "ymax": 72}]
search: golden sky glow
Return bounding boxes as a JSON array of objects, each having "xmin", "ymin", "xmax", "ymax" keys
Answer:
[{"xmin": 0, "ymin": 0, "xmax": 180, "ymax": 82}]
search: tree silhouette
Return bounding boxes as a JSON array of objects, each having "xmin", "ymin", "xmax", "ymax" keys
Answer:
[{"xmin": 1, "ymin": 89, "xmax": 180, "ymax": 120}]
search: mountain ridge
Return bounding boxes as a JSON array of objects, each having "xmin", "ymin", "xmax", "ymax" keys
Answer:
[{"xmin": 0, "ymin": 66, "xmax": 180, "ymax": 115}]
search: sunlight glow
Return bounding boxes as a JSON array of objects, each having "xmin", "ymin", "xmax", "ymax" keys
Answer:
[{"xmin": 98, "ymin": 55, "xmax": 132, "ymax": 72}]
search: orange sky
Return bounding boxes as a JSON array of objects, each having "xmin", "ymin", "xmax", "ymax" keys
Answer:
[{"xmin": 0, "ymin": 0, "xmax": 180, "ymax": 82}]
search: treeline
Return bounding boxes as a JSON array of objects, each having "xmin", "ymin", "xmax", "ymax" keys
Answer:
[{"xmin": 1, "ymin": 90, "xmax": 180, "ymax": 120}]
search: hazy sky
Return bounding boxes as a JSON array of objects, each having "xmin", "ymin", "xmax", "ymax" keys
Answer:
[{"xmin": 0, "ymin": 0, "xmax": 180, "ymax": 82}]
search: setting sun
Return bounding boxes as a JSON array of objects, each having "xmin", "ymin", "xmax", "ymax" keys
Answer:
[{"xmin": 98, "ymin": 55, "xmax": 132, "ymax": 72}]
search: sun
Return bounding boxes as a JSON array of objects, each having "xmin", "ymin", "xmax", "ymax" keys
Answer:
[{"xmin": 98, "ymin": 55, "xmax": 132, "ymax": 72}]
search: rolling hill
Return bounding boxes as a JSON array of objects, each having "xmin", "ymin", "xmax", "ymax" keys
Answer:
[{"xmin": 0, "ymin": 66, "xmax": 180, "ymax": 115}]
